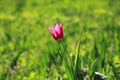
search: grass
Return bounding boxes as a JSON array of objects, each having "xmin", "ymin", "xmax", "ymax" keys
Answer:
[{"xmin": 0, "ymin": 0, "xmax": 120, "ymax": 80}]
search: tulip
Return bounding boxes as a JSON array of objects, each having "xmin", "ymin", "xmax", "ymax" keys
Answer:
[{"xmin": 48, "ymin": 24, "xmax": 64, "ymax": 41}]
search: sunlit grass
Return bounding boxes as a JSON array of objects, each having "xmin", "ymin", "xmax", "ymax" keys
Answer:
[{"xmin": 0, "ymin": 0, "xmax": 120, "ymax": 80}]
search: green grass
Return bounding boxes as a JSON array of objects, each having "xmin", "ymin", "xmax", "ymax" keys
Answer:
[{"xmin": 0, "ymin": 0, "xmax": 120, "ymax": 80}]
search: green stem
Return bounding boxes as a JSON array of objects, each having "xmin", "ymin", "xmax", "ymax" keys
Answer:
[
  {"xmin": 57, "ymin": 41, "xmax": 75, "ymax": 80},
  {"xmin": 60, "ymin": 40, "xmax": 72, "ymax": 63}
]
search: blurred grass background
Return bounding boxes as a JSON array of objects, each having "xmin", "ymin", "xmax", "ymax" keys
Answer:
[{"xmin": 0, "ymin": 0, "xmax": 120, "ymax": 80}]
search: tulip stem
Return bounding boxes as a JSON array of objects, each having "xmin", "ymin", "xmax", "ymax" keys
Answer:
[
  {"xmin": 60, "ymin": 40, "xmax": 75, "ymax": 79},
  {"xmin": 60, "ymin": 40, "xmax": 72, "ymax": 63},
  {"xmin": 57, "ymin": 41, "xmax": 75, "ymax": 80}
]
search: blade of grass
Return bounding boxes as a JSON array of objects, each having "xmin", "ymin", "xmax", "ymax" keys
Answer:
[
  {"xmin": 74, "ymin": 34, "xmax": 82, "ymax": 80},
  {"xmin": 89, "ymin": 58, "xmax": 98, "ymax": 76},
  {"xmin": 109, "ymin": 62, "xmax": 120, "ymax": 80}
]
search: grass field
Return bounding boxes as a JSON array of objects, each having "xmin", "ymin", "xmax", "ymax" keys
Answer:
[{"xmin": 0, "ymin": 0, "xmax": 120, "ymax": 80}]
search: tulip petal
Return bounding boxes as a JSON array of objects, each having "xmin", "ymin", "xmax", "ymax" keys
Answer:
[
  {"xmin": 48, "ymin": 24, "xmax": 64, "ymax": 41},
  {"xmin": 55, "ymin": 24, "xmax": 61, "ymax": 34},
  {"xmin": 59, "ymin": 24, "xmax": 63, "ymax": 28},
  {"xmin": 59, "ymin": 24, "xmax": 64, "ymax": 37},
  {"xmin": 48, "ymin": 27, "xmax": 53, "ymax": 33}
]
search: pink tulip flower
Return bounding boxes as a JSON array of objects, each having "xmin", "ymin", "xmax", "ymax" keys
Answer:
[{"xmin": 48, "ymin": 24, "xmax": 64, "ymax": 41}]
